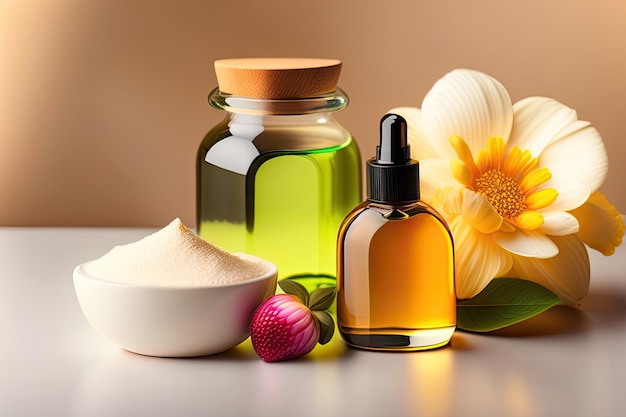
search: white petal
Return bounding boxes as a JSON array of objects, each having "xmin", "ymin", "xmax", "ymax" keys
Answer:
[
  {"xmin": 421, "ymin": 69, "xmax": 513, "ymax": 160},
  {"xmin": 509, "ymin": 97, "xmax": 578, "ymax": 156},
  {"xmin": 450, "ymin": 216, "xmax": 513, "ymax": 299},
  {"xmin": 541, "ymin": 182, "xmax": 591, "ymax": 212},
  {"xmin": 388, "ymin": 107, "xmax": 440, "ymax": 159},
  {"xmin": 460, "ymin": 189, "xmax": 503, "ymax": 234},
  {"xmin": 510, "ymin": 235, "xmax": 590, "ymax": 306},
  {"xmin": 494, "ymin": 228, "xmax": 559, "ymax": 258},
  {"xmin": 539, "ymin": 122, "xmax": 608, "ymax": 195},
  {"xmin": 538, "ymin": 212, "xmax": 580, "ymax": 236},
  {"xmin": 418, "ymin": 158, "xmax": 459, "ymax": 203}
]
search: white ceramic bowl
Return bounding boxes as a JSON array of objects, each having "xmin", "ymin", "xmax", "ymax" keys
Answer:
[{"xmin": 73, "ymin": 256, "xmax": 277, "ymax": 357}]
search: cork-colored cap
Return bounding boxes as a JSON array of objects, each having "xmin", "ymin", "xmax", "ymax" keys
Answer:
[{"xmin": 214, "ymin": 58, "xmax": 342, "ymax": 99}]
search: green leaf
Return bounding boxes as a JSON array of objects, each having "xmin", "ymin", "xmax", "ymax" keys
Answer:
[
  {"xmin": 312, "ymin": 310, "xmax": 335, "ymax": 345},
  {"xmin": 278, "ymin": 279, "xmax": 309, "ymax": 305},
  {"xmin": 309, "ymin": 287, "xmax": 336, "ymax": 311},
  {"xmin": 456, "ymin": 278, "xmax": 562, "ymax": 332}
]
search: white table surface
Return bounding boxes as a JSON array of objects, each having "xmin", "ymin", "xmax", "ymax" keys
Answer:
[{"xmin": 1, "ymin": 226, "xmax": 624, "ymax": 417}]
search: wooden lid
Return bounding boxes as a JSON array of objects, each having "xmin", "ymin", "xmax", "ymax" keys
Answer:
[{"xmin": 214, "ymin": 58, "xmax": 342, "ymax": 99}]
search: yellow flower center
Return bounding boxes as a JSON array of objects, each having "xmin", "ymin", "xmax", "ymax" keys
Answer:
[
  {"xmin": 448, "ymin": 135, "xmax": 559, "ymax": 229},
  {"xmin": 475, "ymin": 169, "xmax": 526, "ymax": 220}
]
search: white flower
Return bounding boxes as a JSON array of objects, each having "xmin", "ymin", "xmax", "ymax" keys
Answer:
[{"xmin": 391, "ymin": 69, "xmax": 624, "ymax": 305}]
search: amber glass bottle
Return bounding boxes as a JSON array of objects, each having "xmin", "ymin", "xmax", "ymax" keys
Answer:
[{"xmin": 337, "ymin": 114, "xmax": 456, "ymax": 351}]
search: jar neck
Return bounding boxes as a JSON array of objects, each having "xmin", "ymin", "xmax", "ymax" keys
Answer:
[{"xmin": 208, "ymin": 87, "xmax": 349, "ymax": 116}]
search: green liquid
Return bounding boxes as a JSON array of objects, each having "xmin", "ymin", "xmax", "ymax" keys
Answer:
[{"xmin": 197, "ymin": 118, "xmax": 361, "ymax": 292}]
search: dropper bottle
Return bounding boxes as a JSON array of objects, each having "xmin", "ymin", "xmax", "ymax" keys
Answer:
[{"xmin": 337, "ymin": 113, "xmax": 456, "ymax": 351}]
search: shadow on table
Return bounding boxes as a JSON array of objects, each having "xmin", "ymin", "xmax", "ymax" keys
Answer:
[
  {"xmin": 486, "ymin": 289, "xmax": 625, "ymax": 338},
  {"xmin": 192, "ymin": 330, "xmax": 473, "ymax": 361}
]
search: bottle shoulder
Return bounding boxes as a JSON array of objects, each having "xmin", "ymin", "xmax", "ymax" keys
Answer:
[
  {"xmin": 200, "ymin": 114, "xmax": 356, "ymax": 154},
  {"xmin": 365, "ymin": 201, "xmax": 448, "ymax": 221},
  {"xmin": 340, "ymin": 200, "xmax": 453, "ymax": 238}
]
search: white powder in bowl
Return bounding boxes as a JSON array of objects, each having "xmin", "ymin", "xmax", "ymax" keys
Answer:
[{"xmin": 82, "ymin": 218, "xmax": 269, "ymax": 287}]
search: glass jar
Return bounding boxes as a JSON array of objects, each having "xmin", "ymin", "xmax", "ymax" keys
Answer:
[{"xmin": 196, "ymin": 58, "xmax": 362, "ymax": 292}]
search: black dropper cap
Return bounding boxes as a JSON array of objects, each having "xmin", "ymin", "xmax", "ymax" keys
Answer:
[{"xmin": 366, "ymin": 113, "xmax": 420, "ymax": 204}]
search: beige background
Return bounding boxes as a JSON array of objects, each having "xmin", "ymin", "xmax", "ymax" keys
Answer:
[{"xmin": 1, "ymin": 0, "xmax": 625, "ymax": 227}]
